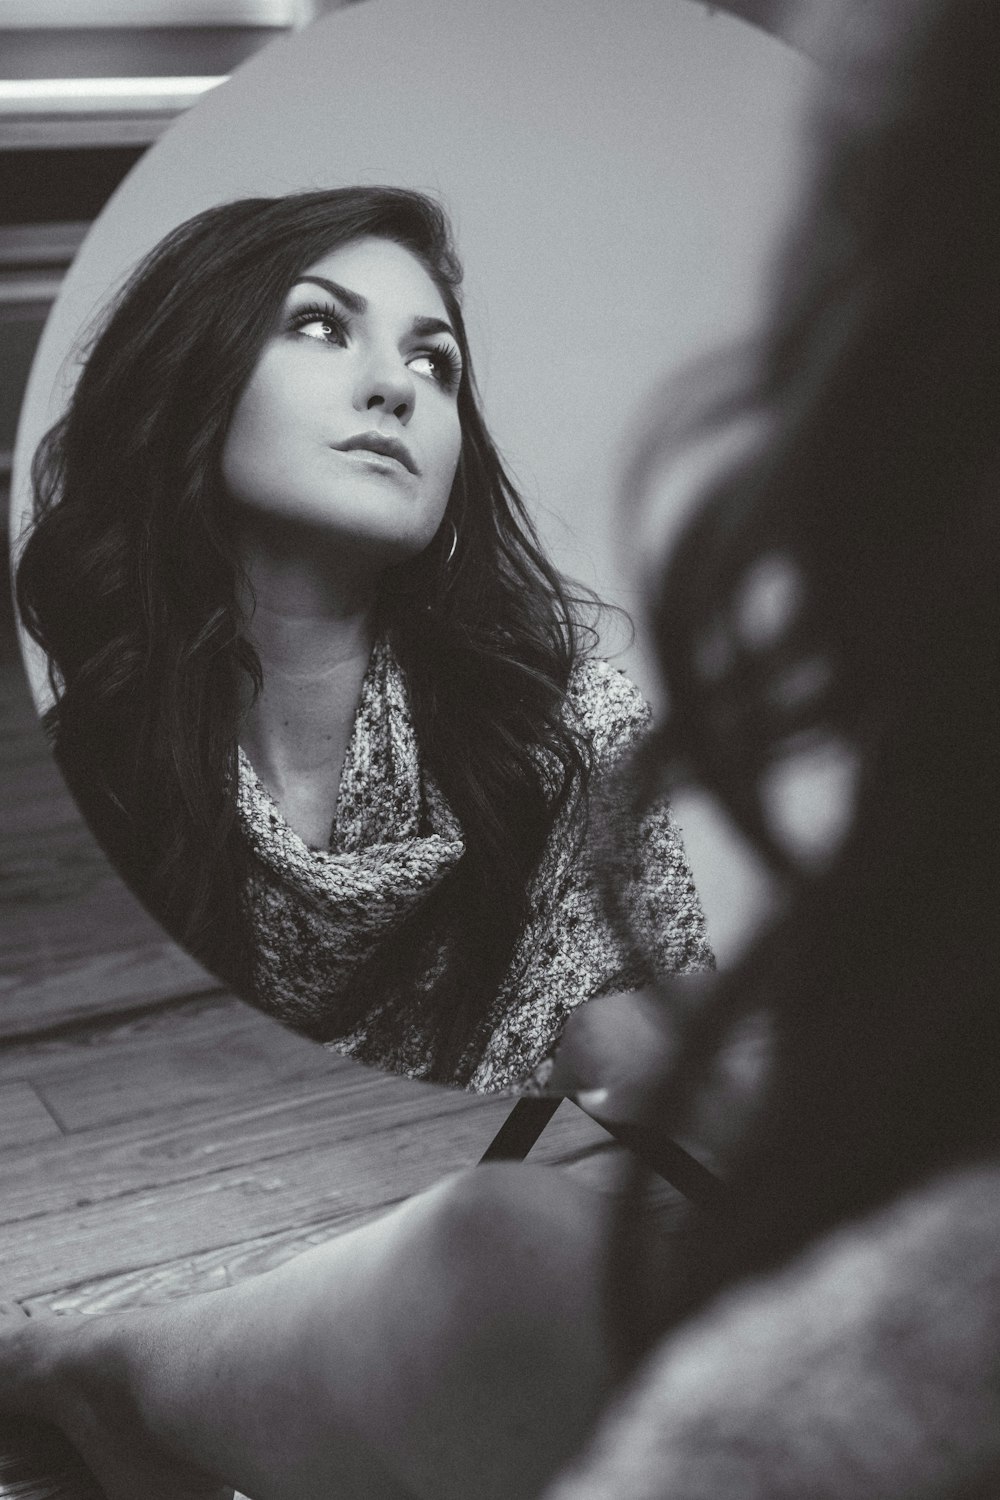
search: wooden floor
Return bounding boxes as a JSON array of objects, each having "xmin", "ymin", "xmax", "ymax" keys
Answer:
[{"xmin": 0, "ymin": 569, "xmax": 676, "ymax": 1495}]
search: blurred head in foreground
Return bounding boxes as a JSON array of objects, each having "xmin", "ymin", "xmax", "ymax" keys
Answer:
[{"xmin": 626, "ymin": 0, "xmax": 998, "ymax": 1321}]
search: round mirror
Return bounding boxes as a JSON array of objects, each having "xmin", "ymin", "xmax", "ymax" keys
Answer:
[{"xmin": 10, "ymin": 0, "xmax": 813, "ymax": 1093}]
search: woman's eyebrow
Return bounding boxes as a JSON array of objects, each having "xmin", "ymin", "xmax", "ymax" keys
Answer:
[
  {"xmin": 294, "ymin": 275, "xmax": 366, "ymax": 314},
  {"xmin": 412, "ymin": 315, "xmax": 458, "ymax": 342},
  {"xmin": 292, "ymin": 276, "xmax": 456, "ymax": 341}
]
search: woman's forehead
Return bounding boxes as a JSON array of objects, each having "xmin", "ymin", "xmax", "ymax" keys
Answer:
[{"xmin": 293, "ymin": 236, "xmax": 448, "ymax": 318}]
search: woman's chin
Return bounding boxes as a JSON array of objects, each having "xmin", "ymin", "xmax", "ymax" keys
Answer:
[{"xmin": 235, "ymin": 507, "xmax": 438, "ymax": 569}]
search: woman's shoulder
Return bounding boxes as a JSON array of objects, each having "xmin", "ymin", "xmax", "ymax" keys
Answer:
[
  {"xmin": 544, "ymin": 1158, "xmax": 1000, "ymax": 1500},
  {"xmin": 565, "ymin": 656, "xmax": 652, "ymax": 765}
]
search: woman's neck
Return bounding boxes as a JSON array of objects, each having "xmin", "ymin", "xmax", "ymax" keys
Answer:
[{"xmin": 237, "ymin": 542, "xmax": 380, "ymax": 845}]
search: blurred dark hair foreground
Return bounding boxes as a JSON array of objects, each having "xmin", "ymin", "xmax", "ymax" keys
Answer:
[{"xmin": 609, "ymin": 0, "xmax": 999, "ymax": 1356}]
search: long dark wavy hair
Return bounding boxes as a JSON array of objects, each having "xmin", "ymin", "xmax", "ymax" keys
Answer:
[
  {"xmin": 610, "ymin": 0, "xmax": 999, "ymax": 1356},
  {"xmin": 15, "ymin": 186, "xmax": 594, "ymax": 1080}
]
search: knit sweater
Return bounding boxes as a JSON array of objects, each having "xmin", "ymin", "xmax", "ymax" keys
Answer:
[
  {"xmin": 543, "ymin": 1159, "xmax": 1000, "ymax": 1500},
  {"xmin": 237, "ymin": 639, "xmax": 713, "ymax": 1092}
]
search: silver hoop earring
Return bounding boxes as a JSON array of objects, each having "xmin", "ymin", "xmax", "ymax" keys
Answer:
[{"xmin": 443, "ymin": 519, "xmax": 458, "ymax": 565}]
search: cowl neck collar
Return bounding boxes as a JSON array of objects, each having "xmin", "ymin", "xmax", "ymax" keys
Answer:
[
  {"xmin": 236, "ymin": 636, "xmax": 466, "ymax": 1043},
  {"xmin": 238, "ymin": 633, "xmax": 463, "ymax": 861},
  {"xmin": 229, "ymin": 649, "xmax": 715, "ymax": 1093}
]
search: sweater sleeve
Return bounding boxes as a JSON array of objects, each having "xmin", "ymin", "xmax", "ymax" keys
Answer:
[
  {"xmin": 568, "ymin": 658, "xmax": 714, "ymax": 982},
  {"xmin": 542, "ymin": 1163, "xmax": 1000, "ymax": 1500},
  {"xmin": 467, "ymin": 658, "xmax": 713, "ymax": 1092}
]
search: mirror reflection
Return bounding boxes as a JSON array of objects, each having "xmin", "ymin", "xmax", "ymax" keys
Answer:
[
  {"xmin": 8, "ymin": 0, "xmax": 811, "ymax": 1101},
  {"xmin": 13, "ymin": 186, "xmax": 714, "ymax": 1091},
  {"xmin": 5, "ymin": 2, "xmax": 996, "ymax": 1494}
]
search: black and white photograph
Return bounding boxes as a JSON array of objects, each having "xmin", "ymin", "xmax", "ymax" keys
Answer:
[{"xmin": 1, "ymin": 1, "xmax": 997, "ymax": 1495}]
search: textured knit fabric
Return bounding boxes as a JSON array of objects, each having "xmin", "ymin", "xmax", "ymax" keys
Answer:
[
  {"xmin": 542, "ymin": 1160, "xmax": 1000, "ymax": 1500},
  {"xmin": 237, "ymin": 637, "xmax": 713, "ymax": 1092}
]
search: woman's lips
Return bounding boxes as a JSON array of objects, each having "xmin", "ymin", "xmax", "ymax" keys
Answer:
[{"xmin": 334, "ymin": 432, "xmax": 418, "ymax": 474}]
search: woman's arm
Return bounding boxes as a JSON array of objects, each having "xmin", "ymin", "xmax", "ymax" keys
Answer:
[
  {"xmin": 1, "ymin": 1165, "xmax": 615, "ymax": 1500},
  {"xmin": 474, "ymin": 660, "xmax": 713, "ymax": 1094}
]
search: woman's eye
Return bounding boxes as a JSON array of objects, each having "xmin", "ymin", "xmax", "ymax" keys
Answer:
[
  {"xmin": 289, "ymin": 306, "xmax": 347, "ymax": 344},
  {"xmin": 299, "ymin": 319, "xmax": 337, "ymax": 341},
  {"xmin": 409, "ymin": 347, "xmax": 462, "ymax": 391}
]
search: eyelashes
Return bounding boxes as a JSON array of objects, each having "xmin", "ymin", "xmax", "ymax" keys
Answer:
[
  {"xmin": 288, "ymin": 300, "xmax": 463, "ymax": 393},
  {"xmin": 288, "ymin": 301, "xmax": 349, "ymax": 344},
  {"xmin": 412, "ymin": 343, "xmax": 463, "ymax": 394}
]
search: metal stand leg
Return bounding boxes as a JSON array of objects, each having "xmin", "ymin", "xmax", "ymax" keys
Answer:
[{"xmin": 477, "ymin": 1096, "xmax": 562, "ymax": 1162}]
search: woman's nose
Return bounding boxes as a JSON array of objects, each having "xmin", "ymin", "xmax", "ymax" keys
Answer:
[{"xmin": 354, "ymin": 351, "xmax": 415, "ymax": 424}]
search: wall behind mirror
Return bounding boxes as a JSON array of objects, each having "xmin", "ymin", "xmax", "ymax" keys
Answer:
[{"xmin": 9, "ymin": 0, "xmax": 816, "ymax": 1070}]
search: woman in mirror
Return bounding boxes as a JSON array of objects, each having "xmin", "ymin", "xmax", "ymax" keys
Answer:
[
  {"xmin": 4, "ymin": 0, "xmax": 996, "ymax": 1494},
  {"xmin": 14, "ymin": 186, "xmax": 712, "ymax": 1092}
]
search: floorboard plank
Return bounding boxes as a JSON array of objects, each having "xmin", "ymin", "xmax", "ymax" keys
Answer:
[
  {"xmin": 0, "ymin": 654, "xmax": 222, "ymax": 1037},
  {"xmin": 0, "ymin": 1070, "xmax": 496, "ymax": 1224},
  {"xmin": 1, "ymin": 1092, "xmax": 521, "ymax": 1298},
  {"xmin": 16, "ymin": 1113, "xmax": 687, "ymax": 1316},
  {"xmin": 21, "ymin": 1211, "xmax": 402, "ymax": 1313},
  {"xmin": 0, "ymin": 993, "xmax": 346, "ymax": 1129},
  {"xmin": 0, "ymin": 1081, "xmax": 61, "ymax": 1148}
]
